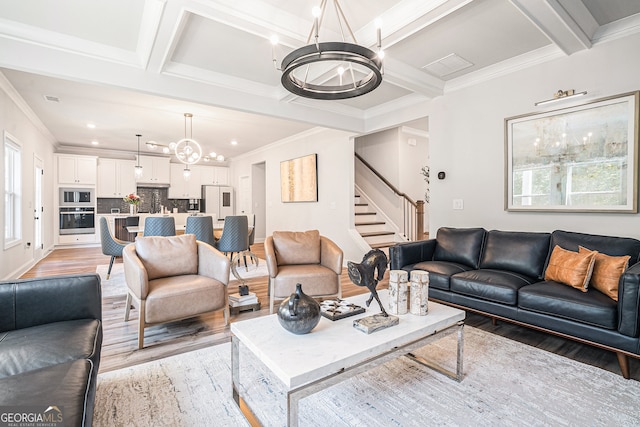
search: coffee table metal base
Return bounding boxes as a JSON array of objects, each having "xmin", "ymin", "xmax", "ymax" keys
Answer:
[{"xmin": 232, "ymin": 321, "xmax": 464, "ymax": 427}]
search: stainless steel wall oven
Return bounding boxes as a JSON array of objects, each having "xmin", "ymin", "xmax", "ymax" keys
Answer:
[{"xmin": 59, "ymin": 207, "xmax": 95, "ymax": 235}]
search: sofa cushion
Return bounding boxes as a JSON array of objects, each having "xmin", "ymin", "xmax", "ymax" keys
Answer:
[
  {"xmin": 451, "ymin": 269, "xmax": 536, "ymax": 305},
  {"xmin": 544, "ymin": 246, "xmax": 596, "ymax": 292},
  {"xmin": 579, "ymin": 246, "xmax": 630, "ymax": 301},
  {"xmin": 549, "ymin": 230, "xmax": 640, "ymax": 265},
  {"xmin": 433, "ymin": 227, "xmax": 486, "ymax": 269},
  {"xmin": 135, "ymin": 234, "xmax": 198, "ymax": 280},
  {"xmin": 0, "ymin": 359, "xmax": 93, "ymax": 426},
  {"xmin": 0, "ymin": 319, "xmax": 100, "ymax": 378},
  {"xmin": 272, "ymin": 230, "xmax": 321, "ymax": 265},
  {"xmin": 480, "ymin": 230, "xmax": 550, "ymax": 279},
  {"xmin": 519, "ymin": 281, "xmax": 618, "ymax": 330},
  {"xmin": 413, "ymin": 261, "xmax": 473, "ymax": 291}
]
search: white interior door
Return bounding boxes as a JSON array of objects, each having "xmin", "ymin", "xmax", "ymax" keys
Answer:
[
  {"xmin": 33, "ymin": 155, "xmax": 44, "ymax": 260},
  {"xmin": 238, "ymin": 175, "xmax": 251, "ymax": 214}
]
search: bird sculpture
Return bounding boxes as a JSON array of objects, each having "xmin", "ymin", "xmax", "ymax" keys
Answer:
[{"xmin": 347, "ymin": 249, "xmax": 389, "ymax": 317}]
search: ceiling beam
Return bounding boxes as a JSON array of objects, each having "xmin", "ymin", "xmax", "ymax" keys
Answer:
[{"xmin": 510, "ymin": 0, "xmax": 593, "ymax": 55}]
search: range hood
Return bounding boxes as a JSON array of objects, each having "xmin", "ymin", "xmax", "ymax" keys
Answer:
[{"xmin": 137, "ymin": 183, "xmax": 170, "ymax": 189}]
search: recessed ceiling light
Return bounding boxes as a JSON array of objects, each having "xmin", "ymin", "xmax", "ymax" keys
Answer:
[
  {"xmin": 87, "ymin": 123, "xmax": 96, "ymax": 129},
  {"xmin": 230, "ymin": 140, "xmax": 238, "ymax": 146},
  {"xmin": 91, "ymin": 140, "xmax": 99, "ymax": 145}
]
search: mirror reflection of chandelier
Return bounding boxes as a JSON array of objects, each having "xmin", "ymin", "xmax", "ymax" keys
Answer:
[{"xmin": 174, "ymin": 113, "xmax": 202, "ymax": 165}]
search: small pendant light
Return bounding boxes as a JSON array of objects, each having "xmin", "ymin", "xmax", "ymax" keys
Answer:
[{"xmin": 134, "ymin": 134, "xmax": 143, "ymax": 179}]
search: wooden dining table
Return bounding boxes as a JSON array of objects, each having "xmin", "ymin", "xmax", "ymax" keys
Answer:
[{"xmin": 125, "ymin": 224, "xmax": 253, "ymax": 239}]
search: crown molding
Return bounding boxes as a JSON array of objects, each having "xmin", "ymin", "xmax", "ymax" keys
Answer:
[
  {"xmin": 0, "ymin": 70, "xmax": 57, "ymax": 146},
  {"xmin": 445, "ymin": 44, "xmax": 565, "ymax": 93}
]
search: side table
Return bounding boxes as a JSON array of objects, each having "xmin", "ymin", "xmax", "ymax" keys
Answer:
[{"xmin": 230, "ymin": 302, "xmax": 261, "ymax": 316}]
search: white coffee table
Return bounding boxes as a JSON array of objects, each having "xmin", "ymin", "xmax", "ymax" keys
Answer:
[{"xmin": 231, "ymin": 289, "xmax": 465, "ymax": 427}]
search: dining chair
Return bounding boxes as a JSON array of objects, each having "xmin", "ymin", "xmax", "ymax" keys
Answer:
[
  {"xmin": 185, "ymin": 215, "xmax": 216, "ymax": 248},
  {"xmin": 143, "ymin": 216, "xmax": 176, "ymax": 237},
  {"xmin": 244, "ymin": 213, "xmax": 258, "ymax": 268},
  {"xmin": 99, "ymin": 216, "xmax": 130, "ymax": 279},
  {"xmin": 216, "ymin": 215, "xmax": 249, "ymax": 269}
]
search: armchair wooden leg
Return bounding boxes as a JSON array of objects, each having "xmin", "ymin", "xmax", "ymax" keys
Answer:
[
  {"xmin": 224, "ymin": 306, "xmax": 229, "ymax": 326},
  {"xmin": 124, "ymin": 293, "xmax": 132, "ymax": 321},
  {"xmin": 138, "ymin": 300, "xmax": 146, "ymax": 350},
  {"xmin": 269, "ymin": 278, "xmax": 275, "ymax": 314}
]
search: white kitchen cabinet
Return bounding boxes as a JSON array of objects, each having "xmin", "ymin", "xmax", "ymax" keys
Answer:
[
  {"xmin": 57, "ymin": 155, "xmax": 97, "ymax": 185},
  {"xmin": 136, "ymin": 155, "xmax": 171, "ymax": 184},
  {"xmin": 201, "ymin": 165, "xmax": 229, "ymax": 185},
  {"xmin": 97, "ymin": 158, "xmax": 136, "ymax": 198},
  {"xmin": 58, "ymin": 233, "xmax": 96, "ymax": 245},
  {"xmin": 169, "ymin": 163, "xmax": 202, "ymax": 198}
]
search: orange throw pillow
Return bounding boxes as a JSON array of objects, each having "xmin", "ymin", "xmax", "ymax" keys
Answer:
[
  {"xmin": 579, "ymin": 246, "xmax": 630, "ymax": 301},
  {"xmin": 544, "ymin": 246, "xmax": 597, "ymax": 292}
]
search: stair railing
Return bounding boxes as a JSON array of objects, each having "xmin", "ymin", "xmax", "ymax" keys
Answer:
[{"xmin": 355, "ymin": 153, "xmax": 424, "ymax": 241}]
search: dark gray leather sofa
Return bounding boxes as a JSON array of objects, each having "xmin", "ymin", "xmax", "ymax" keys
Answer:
[
  {"xmin": 390, "ymin": 227, "xmax": 640, "ymax": 379},
  {"xmin": 0, "ymin": 274, "xmax": 103, "ymax": 426}
]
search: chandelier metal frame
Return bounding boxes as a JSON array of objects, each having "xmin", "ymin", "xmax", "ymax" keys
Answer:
[
  {"xmin": 274, "ymin": 0, "xmax": 384, "ymax": 100},
  {"xmin": 175, "ymin": 113, "xmax": 202, "ymax": 165}
]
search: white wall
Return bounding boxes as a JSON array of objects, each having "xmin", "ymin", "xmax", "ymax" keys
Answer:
[
  {"xmin": 230, "ymin": 128, "xmax": 366, "ymax": 262},
  {"xmin": 355, "ymin": 127, "xmax": 429, "ymax": 230},
  {"xmin": 355, "ymin": 128, "xmax": 400, "ymax": 186},
  {"xmin": 0, "ymin": 78, "xmax": 56, "ymax": 279},
  {"xmin": 429, "ymin": 32, "xmax": 640, "ymax": 238}
]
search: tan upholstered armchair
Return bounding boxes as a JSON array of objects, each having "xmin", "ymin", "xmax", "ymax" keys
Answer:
[
  {"xmin": 123, "ymin": 234, "xmax": 230, "ymax": 349},
  {"xmin": 265, "ymin": 230, "xmax": 343, "ymax": 313}
]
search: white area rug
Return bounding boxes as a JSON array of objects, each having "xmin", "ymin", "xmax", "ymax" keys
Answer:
[{"xmin": 93, "ymin": 326, "xmax": 640, "ymax": 427}]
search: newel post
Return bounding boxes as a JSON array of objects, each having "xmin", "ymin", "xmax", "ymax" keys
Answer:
[{"xmin": 416, "ymin": 200, "xmax": 425, "ymax": 240}]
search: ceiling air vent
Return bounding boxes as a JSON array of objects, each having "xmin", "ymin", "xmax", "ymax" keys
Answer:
[
  {"xmin": 43, "ymin": 95, "xmax": 60, "ymax": 103},
  {"xmin": 422, "ymin": 53, "xmax": 473, "ymax": 78}
]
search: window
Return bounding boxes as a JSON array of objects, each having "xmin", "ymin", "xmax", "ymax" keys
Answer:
[{"xmin": 4, "ymin": 132, "xmax": 22, "ymax": 248}]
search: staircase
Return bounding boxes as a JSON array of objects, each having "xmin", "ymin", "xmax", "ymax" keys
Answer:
[{"xmin": 354, "ymin": 194, "xmax": 405, "ymax": 253}]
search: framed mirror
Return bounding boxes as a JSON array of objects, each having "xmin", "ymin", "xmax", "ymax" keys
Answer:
[{"xmin": 505, "ymin": 91, "xmax": 639, "ymax": 213}]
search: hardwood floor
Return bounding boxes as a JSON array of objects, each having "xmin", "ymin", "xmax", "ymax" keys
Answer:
[{"xmin": 21, "ymin": 245, "xmax": 639, "ymax": 380}]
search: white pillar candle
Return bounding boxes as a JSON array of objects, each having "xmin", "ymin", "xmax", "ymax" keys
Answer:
[
  {"xmin": 410, "ymin": 271, "xmax": 429, "ymax": 316},
  {"xmin": 388, "ymin": 270, "xmax": 408, "ymax": 315}
]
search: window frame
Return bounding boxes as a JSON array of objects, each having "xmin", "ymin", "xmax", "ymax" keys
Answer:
[{"xmin": 4, "ymin": 131, "xmax": 22, "ymax": 250}]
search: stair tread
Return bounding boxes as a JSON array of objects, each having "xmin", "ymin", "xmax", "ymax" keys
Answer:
[
  {"xmin": 355, "ymin": 221, "xmax": 386, "ymax": 226},
  {"xmin": 355, "ymin": 203, "xmax": 368, "ymax": 206},
  {"xmin": 370, "ymin": 241, "xmax": 398, "ymax": 249},
  {"xmin": 355, "ymin": 212, "xmax": 376, "ymax": 215},
  {"xmin": 360, "ymin": 231, "xmax": 395, "ymax": 237}
]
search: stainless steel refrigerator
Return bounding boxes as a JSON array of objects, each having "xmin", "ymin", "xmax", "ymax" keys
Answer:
[{"xmin": 201, "ymin": 185, "xmax": 234, "ymax": 221}]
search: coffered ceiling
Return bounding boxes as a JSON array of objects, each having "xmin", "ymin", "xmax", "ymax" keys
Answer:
[{"xmin": 0, "ymin": 0, "xmax": 639, "ymax": 160}]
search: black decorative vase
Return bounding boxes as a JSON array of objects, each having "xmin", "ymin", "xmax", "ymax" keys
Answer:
[{"xmin": 277, "ymin": 283, "xmax": 321, "ymax": 335}]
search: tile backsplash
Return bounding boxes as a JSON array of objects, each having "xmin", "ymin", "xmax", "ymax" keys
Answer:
[{"xmin": 96, "ymin": 187, "xmax": 192, "ymax": 214}]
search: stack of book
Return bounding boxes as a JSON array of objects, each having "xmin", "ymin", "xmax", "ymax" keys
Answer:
[{"xmin": 229, "ymin": 292, "xmax": 258, "ymax": 307}]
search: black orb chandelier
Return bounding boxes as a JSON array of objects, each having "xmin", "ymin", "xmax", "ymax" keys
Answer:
[{"xmin": 271, "ymin": 0, "xmax": 384, "ymax": 100}]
